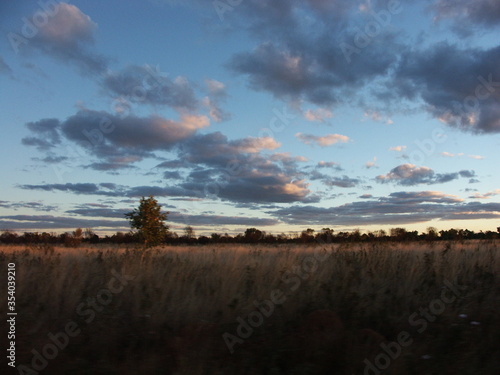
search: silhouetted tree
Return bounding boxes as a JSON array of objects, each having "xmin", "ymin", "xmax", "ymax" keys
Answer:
[
  {"xmin": 244, "ymin": 228, "xmax": 264, "ymax": 243},
  {"xmin": 125, "ymin": 196, "xmax": 169, "ymax": 247}
]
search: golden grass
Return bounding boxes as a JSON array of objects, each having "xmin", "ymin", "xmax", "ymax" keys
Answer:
[{"xmin": 0, "ymin": 241, "xmax": 499, "ymax": 374}]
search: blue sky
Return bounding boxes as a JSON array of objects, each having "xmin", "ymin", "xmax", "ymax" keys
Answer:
[{"xmin": 0, "ymin": 0, "xmax": 499, "ymax": 235}]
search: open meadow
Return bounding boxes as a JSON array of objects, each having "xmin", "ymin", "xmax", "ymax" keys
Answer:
[{"xmin": 1, "ymin": 240, "xmax": 499, "ymax": 374}]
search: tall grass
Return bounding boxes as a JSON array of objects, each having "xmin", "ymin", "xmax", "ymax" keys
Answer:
[{"xmin": 0, "ymin": 241, "xmax": 498, "ymax": 374}]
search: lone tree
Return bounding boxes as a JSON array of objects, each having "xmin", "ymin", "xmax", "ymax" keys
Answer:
[{"xmin": 125, "ymin": 195, "xmax": 169, "ymax": 247}]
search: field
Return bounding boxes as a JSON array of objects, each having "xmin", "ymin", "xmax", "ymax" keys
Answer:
[{"xmin": 1, "ymin": 241, "xmax": 499, "ymax": 374}]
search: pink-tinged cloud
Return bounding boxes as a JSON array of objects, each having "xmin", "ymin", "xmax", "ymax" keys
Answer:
[
  {"xmin": 295, "ymin": 132, "xmax": 349, "ymax": 147},
  {"xmin": 469, "ymin": 189, "xmax": 500, "ymax": 199},
  {"xmin": 303, "ymin": 108, "xmax": 333, "ymax": 122},
  {"xmin": 389, "ymin": 145, "xmax": 406, "ymax": 152}
]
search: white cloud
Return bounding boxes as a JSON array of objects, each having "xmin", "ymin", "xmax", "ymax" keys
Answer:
[
  {"xmin": 440, "ymin": 151, "xmax": 464, "ymax": 157},
  {"xmin": 468, "ymin": 154, "xmax": 485, "ymax": 160}
]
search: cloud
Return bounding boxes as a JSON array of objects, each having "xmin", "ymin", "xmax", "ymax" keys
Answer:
[
  {"xmin": 27, "ymin": 3, "xmax": 108, "ymax": 74},
  {"xmin": 317, "ymin": 161, "xmax": 341, "ymax": 169},
  {"xmin": 168, "ymin": 212, "xmax": 279, "ymax": 227},
  {"xmin": 440, "ymin": 152, "xmax": 485, "ymax": 160},
  {"xmin": 84, "ymin": 162, "xmax": 138, "ymax": 172},
  {"xmin": 469, "ymin": 189, "xmax": 500, "ymax": 200},
  {"xmin": 389, "ymin": 145, "xmax": 406, "ymax": 152},
  {"xmin": 176, "ymin": 132, "xmax": 314, "ymax": 203},
  {"xmin": 23, "ymin": 109, "xmax": 210, "ymax": 168},
  {"xmin": 468, "ymin": 154, "xmax": 485, "ymax": 160},
  {"xmin": 430, "ymin": 0, "xmax": 500, "ymax": 33},
  {"xmin": 19, "ymin": 182, "xmax": 202, "ymax": 200},
  {"xmin": 384, "ymin": 191, "xmax": 463, "ymax": 204},
  {"xmin": 270, "ymin": 191, "xmax": 500, "ymax": 226},
  {"xmin": 364, "ymin": 110, "xmax": 393, "ymax": 125},
  {"xmin": 309, "ymin": 170, "xmax": 360, "ymax": 188},
  {"xmin": 202, "ymin": 79, "xmax": 231, "ymax": 122},
  {"xmin": 365, "ymin": 157, "xmax": 378, "ymax": 169},
  {"xmin": 102, "ymin": 65, "xmax": 198, "ymax": 111},
  {"xmin": 295, "ymin": 132, "xmax": 349, "ymax": 147},
  {"xmin": 21, "ymin": 118, "xmax": 61, "ymax": 150},
  {"xmin": 219, "ymin": 0, "xmax": 500, "ymax": 134},
  {"xmin": 440, "ymin": 151, "xmax": 464, "ymax": 157},
  {"xmin": 393, "ymin": 42, "xmax": 500, "ymax": 133},
  {"xmin": 324, "ymin": 176, "xmax": 360, "ymax": 188},
  {"xmin": 21, "ymin": 109, "xmax": 314, "ymax": 204},
  {"xmin": 0, "ymin": 200, "xmax": 57, "ymax": 212},
  {"xmin": 20, "ymin": 124, "xmax": 314, "ymax": 204},
  {"xmin": 303, "ymin": 108, "xmax": 333, "ymax": 122},
  {"xmin": 0, "ymin": 56, "xmax": 12, "ymax": 75},
  {"xmin": 0, "ymin": 215, "xmax": 127, "ymax": 230},
  {"xmin": 376, "ymin": 164, "xmax": 475, "ymax": 186},
  {"xmin": 66, "ymin": 207, "xmax": 280, "ymax": 227}
]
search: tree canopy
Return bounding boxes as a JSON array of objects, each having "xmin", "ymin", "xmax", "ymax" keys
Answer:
[{"xmin": 125, "ymin": 195, "xmax": 169, "ymax": 247}]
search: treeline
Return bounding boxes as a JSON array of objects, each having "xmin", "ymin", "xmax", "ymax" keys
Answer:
[{"xmin": 1, "ymin": 226, "xmax": 499, "ymax": 246}]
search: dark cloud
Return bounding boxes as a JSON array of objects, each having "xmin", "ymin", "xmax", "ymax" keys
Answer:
[
  {"xmin": 21, "ymin": 118, "xmax": 61, "ymax": 151},
  {"xmin": 168, "ymin": 212, "xmax": 279, "ymax": 226},
  {"xmin": 309, "ymin": 170, "xmax": 360, "ymax": 188},
  {"xmin": 102, "ymin": 65, "xmax": 198, "ymax": 110},
  {"xmin": 22, "ymin": 109, "xmax": 210, "ymax": 169},
  {"xmin": 0, "ymin": 200, "xmax": 57, "ymax": 212},
  {"xmin": 225, "ymin": 0, "xmax": 403, "ymax": 106},
  {"xmin": 376, "ymin": 164, "xmax": 475, "ymax": 186},
  {"xmin": 324, "ymin": 176, "xmax": 361, "ymax": 188},
  {"xmin": 84, "ymin": 162, "xmax": 137, "ymax": 172},
  {"xmin": 430, "ymin": 0, "xmax": 500, "ymax": 33},
  {"xmin": 0, "ymin": 56, "xmax": 12, "ymax": 75},
  {"xmin": 61, "ymin": 110, "xmax": 209, "ymax": 151},
  {"xmin": 19, "ymin": 182, "xmax": 198, "ymax": 199},
  {"xmin": 219, "ymin": 0, "xmax": 500, "ymax": 134},
  {"xmin": 270, "ymin": 192, "xmax": 500, "ymax": 226},
  {"xmin": 21, "ymin": 109, "xmax": 316, "ymax": 204},
  {"xmin": 0, "ymin": 215, "xmax": 126, "ymax": 230},
  {"xmin": 155, "ymin": 160, "xmax": 190, "ymax": 169},
  {"xmin": 37, "ymin": 155, "xmax": 68, "ymax": 163},
  {"xmin": 65, "ymin": 206, "xmax": 279, "ymax": 227},
  {"xmin": 177, "ymin": 132, "xmax": 314, "ymax": 203},
  {"xmin": 66, "ymin": 207, "xmax": 129, "ymax": 219},
  {"xmin": 382, "ymin": 191, "xmax": 463, "ymax": 204},
  {"xmin": 163, "ymin": 171, "xmax": 183, "ymax": 180},
  {"xmin": 393, "ymin": 43, "xmax": 500, "ymax": 133}
]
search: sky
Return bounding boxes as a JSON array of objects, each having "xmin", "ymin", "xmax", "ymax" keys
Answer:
[{"xmin": 0, "ymin": 0, "xmax": 499, "ymax": 236}]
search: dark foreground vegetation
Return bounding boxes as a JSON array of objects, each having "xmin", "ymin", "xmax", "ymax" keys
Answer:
[
  {"xmin": 1, "ymin": 240, "xmax": 499, "ymax": 374},
  {"xmin": 1, "ymin": 226, "xmax": 499, "ymax": 247}
]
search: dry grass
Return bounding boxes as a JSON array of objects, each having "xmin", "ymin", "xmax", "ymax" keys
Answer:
[{"xmin": 0, "ymin": 241, "xmax": 499, "ymax": 374}]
